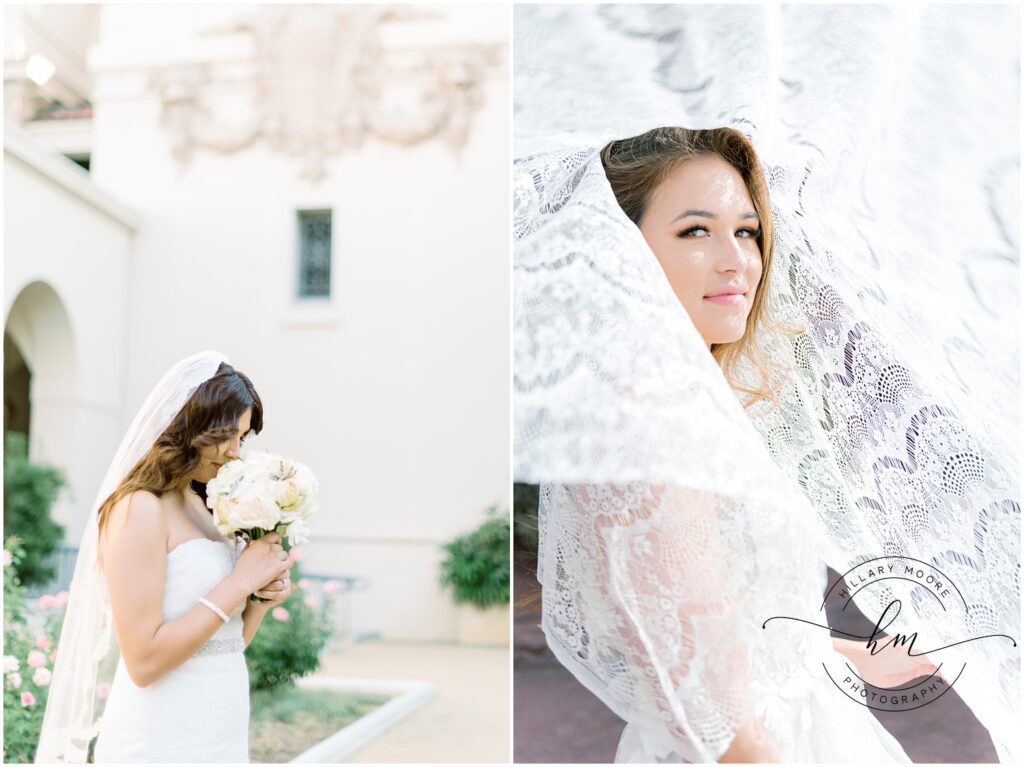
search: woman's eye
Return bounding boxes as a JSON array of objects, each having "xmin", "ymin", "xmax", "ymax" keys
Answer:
[
  {"xmin": 738, "ymin": 227, "xmax": 762, "ymax": 239},
  {"xmin": 677, "ymin": 225, "xmax": 710, "ymax": 238}
]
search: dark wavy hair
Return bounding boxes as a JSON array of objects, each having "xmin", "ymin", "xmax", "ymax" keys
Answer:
[{"xmin": 96, "ymin": 361, "xmax": 263, "ymax": 541}]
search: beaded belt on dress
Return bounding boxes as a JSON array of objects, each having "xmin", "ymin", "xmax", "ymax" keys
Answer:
[{"xmin": 193, "ymin": 636, "xmax": 244, "ymax": 658}]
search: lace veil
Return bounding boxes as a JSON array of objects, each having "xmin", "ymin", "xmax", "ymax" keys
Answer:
[
  {"xmin": 35, "ymin": 351, "xmax": 228, "ymax": 763},
  {"xmin": 514, "ymin": 5, "xmax": 1019, "ymax": 762}
]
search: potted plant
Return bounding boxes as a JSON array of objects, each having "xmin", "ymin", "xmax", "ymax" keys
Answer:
[{"xmin": 439, "ymin": 505, "xmax": 510, "ymax": 646}]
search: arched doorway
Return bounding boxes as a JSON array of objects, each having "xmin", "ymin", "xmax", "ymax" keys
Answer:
[
  {"xmin": 4, "ymin": 331, "xmax": 31, "ymax": 438},
  {"xmin": 4, "ymin": 280, "xmax": 78, "ymax": 534}
]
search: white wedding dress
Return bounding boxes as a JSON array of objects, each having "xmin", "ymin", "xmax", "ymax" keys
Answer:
[{"xmin": 93, "ymin": 538, "xmax": 250, "ymax": 763}]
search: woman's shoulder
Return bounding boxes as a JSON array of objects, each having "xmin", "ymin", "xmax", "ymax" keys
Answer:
[
  {"xmin": 112, "ymin": 488, "xmax": 162, "ymax": 513},
  {"xmin": 107, "ymin": 490, "xmax": 168, "ymax": 536},
  {"xmin": 100, "ymin": 490, "xmax": 169, "ymax": 569}
]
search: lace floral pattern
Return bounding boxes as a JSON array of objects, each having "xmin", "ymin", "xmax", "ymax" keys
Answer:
[{"xmin": 515, "ymin": 4, "xmax": 1019, "ymax": 763}]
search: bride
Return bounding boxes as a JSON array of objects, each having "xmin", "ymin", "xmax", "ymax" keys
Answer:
[
  {"xmin": 528, "ymin": 127, "xmax": 933, "ymax": 763},
  {"xmin": 514, "ymin": 5, "xmax": 1018, "ymax": 763},
  {"xmin": 36, "ymin": 351, "xmax": 294, "ymax": 763}
]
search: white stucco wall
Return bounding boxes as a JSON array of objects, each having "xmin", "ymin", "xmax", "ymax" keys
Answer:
[
  {"xmin": 79, "ymin": 4, "xmax": 510, "ymax": 640},
  {"xmin": 3, "ymin": 127, "xmax": 136, "ymax": 546}
]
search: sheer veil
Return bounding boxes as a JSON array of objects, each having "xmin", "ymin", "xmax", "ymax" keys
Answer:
[
  {"xmin": 35, "ymin": 351, "xmax": 228, "ymax": 763},
  {"xmin": 514, "ymin": 5, "xmax": 1019, "ymax": 762}
]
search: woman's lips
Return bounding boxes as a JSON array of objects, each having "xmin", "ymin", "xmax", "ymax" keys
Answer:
[{"xmin": 704, "ymin": 293, "xmax": 746, "ymax": 306}]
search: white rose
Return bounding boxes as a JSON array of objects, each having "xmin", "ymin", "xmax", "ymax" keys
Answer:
[
  {"xmin": 268, "ymin": 454, "xmax": 296, "ymax": 481},
  {"xmin": 240, "ymin": 449, "xmax": 277, "ymax": 472},
  {"xmin": 211, "ymin": 496, "xmax": 240, "ymax": 537},
  {"xmin": 294, "ymin": 461, "xmax": 318, "ymax": 497},
  {"xmin": 33, "ymin": 667, "xmax": 52, "ymax": 686},
  {"xmin": 207, "ymin": 460, "xmax": 247, "ymax": 500},
  {"xmin": 226, "ymin": 483, "xmax": 281, "ymax": 531},
  {"xmin": 273, "ymin": 477, "xmax": 303, "ymax": 512},
  {"xmin": 3, "ymin": 656, "xmax": 19, "ymax": 673},
  {"xmin": 280, "ymin": 463, "xmax": 318, "ymax": 522},
  {"xmin": 6, "ymin": 672, "xmax": 22, "ymax": 688},
  {"xmin": 206, "ymin": 472, "xmax": 239, "ymax": 521}
]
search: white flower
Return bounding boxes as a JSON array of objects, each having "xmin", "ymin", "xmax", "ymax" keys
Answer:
[
  {"xmin": 285, "ymin": 517, "xmax": 311, "ymax": 546},
  {"xmin": 33, "ymin": 667, "xmax": 51, "ymax": 686},
  {"xmin": 273, "ymin": 476, "xmax": 303, "ymax": 513},
  {"xmin": 6, "ymin": 672, "xmax": 22, "ymax": 688},
  {"xmin": 212, "ymin": 484, "xmax": 280, "ymax": 535},
  {"xmin": 3, "ymin": 656, "xmax": 19, "ymax": 673},
  {"xmin": 206, "ymin": 451, "xmax": 317, "ymax": 536}
]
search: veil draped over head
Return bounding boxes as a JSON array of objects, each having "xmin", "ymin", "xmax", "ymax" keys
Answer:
[
  {"xmin": 36, "ymin": 351, "xmax": 228, "ymax": 763},
  {"xmin": 514, "ymin": 5, "xmax": 1019, "ymax": 762}
]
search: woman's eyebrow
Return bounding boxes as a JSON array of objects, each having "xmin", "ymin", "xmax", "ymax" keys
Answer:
[{"xmin": 670, "ymin": 209, "xmax": 759, "ymax": 224}]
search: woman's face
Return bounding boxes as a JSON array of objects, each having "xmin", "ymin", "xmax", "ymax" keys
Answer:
[
  {"xmin": 195, "ymin": 407, "xmax": 252, "ymax": 484},
  {"xmin": 637, "ymin": 154, "xmax": 763, "ymax": 348}
]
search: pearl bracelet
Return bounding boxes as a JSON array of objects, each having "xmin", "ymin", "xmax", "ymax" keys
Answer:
[{"xmin": 197, "ymin": 597, "xmax": 229, "ymax": 623}]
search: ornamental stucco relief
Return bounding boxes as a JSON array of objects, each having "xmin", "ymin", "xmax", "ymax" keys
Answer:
[{"xmin": 151, "ymin": 5, "xmax": 501, "ymax": 181}]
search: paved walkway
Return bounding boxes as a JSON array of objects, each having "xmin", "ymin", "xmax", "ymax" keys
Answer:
[{"xmin": 314, "ymin": 640, "xmax": 510, "ymax": 763}]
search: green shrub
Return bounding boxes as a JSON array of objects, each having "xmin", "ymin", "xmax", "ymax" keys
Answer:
[
  {"xmin": 439, "ymin": 505, "xmax": 510, "ymax": 608},
  {"xmin": 244, "ymin": 558, "xmax": 336, "ymax": 692},
  {"xmin": 3, "ymin": 538, "xmax": 65, "ymax": 763},
  {"xmin": 3, "ymin": 432, "xmax": 66, "ymax": 588}
]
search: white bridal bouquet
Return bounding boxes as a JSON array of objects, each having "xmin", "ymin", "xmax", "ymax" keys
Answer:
[{"xmin": 205, "ymin": 450, "xmax": 318, "ymax": 600}]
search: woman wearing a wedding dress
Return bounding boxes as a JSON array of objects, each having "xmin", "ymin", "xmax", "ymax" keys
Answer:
[
  {"xmin": 36, "ymin": 352, "xmax": 293, "ymax": 763},
  {"xmin": 514, "ymin": 5, "xmax": 1018, "ymax": 762},
  {"xmin": 522, "ymin": 128, "xmax": 931, "ymax": 763}
]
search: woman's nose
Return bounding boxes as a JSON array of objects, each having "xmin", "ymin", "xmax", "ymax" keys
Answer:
[
  {"xmin": 225, "ymin": 439, "xmax": 241, "ymax": 459},
  {"xmin": 714, "ymin": 235, "xmax": 750, "ymax": 273}
]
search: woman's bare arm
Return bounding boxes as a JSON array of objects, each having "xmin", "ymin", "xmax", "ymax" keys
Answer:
[
  {"xmin": 575, "ymin": 484, "xmax": 778, "ymax": 762},
  {"xmin": 719, "ymin": 714, "xmax": 780, "ymax": 763},
  {"xmin": 100, "ymin": 491, "xmax": 252, "ymax": 687},
  {"xmin": 241, "ymin": 602, "xmax": 269, "ymax": 648}
]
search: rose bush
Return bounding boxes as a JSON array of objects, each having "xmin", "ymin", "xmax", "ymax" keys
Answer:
[
  {"xmin": 244, "ymin": 555, "xmax": 337, "ymax": 692},
  {"xmin": 3, "ymin": 538, "xmax": 66, "ymax": 763}
]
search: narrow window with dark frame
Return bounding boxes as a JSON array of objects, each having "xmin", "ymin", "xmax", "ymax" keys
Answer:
[{"xmin": 297, "ymin": 209, "xmax": 332, "ymax": 298}]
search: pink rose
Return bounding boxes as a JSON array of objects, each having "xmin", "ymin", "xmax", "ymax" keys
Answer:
[
  {"xmin": 21, "ymin": 691, "xmax": 36, "ymax": 707},
  {"xmin": 297, "ymin": 578, "xmax": 311, "ymax": 590},
  {"xmin": 33, "ymin": 667, "xmax": 51, "ymax": 686},
  {"xmin": 303, "ymin": 595, "xmax": 320, "ymax": 609},
  {"xmin": 271, "ymin": 607, "xmax": 290, "ymax": 622},
  {"xmin": 49, "ymin": 651, "xmax": 57, "ymax": 663},
  {"xmin": 288, "ymin": 546, "xmax": 306, "ymax": 563},
  {"xmin": 2, "ymin": 550, "xmax": 12, "ymax": 567},
  {"xmin": 322, "ymin": 580, "xmax": 341, "ymax": 594},
  {"xmin": 38, "ymin": 594, "xmax": 57, "ymax": 610},
  {"xmin": 35, "ymin": 636, "xmax": 52, "ymax": 650},
  {"xmin": 55, "ymin": 591, "xmax": 70, "ymax": 608},
  {"xmin": 96, "ymin": 682, "xmax": 111, "ymax": 700},
  {"xmin": 27, "ymin": 651, "xmax": 47, "ymax": 668}
]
